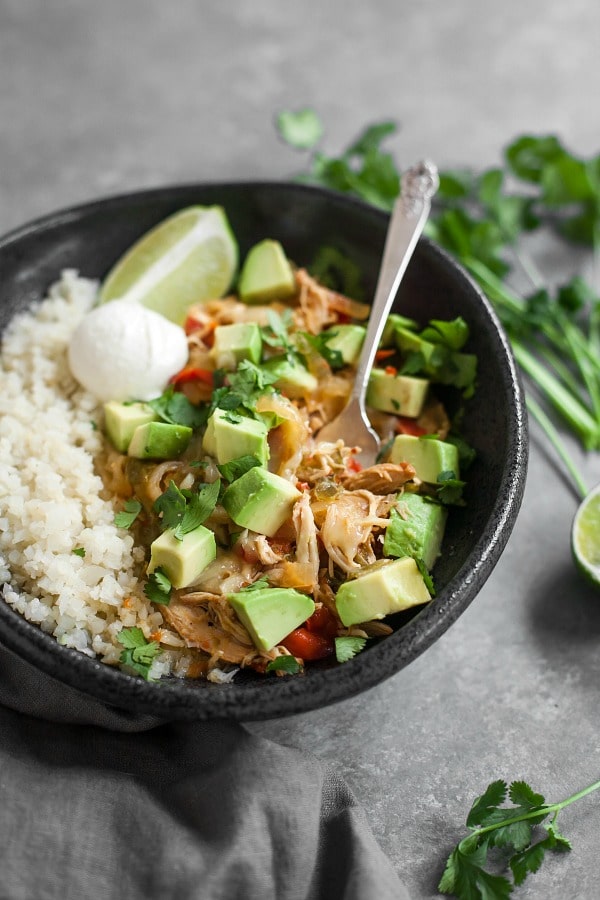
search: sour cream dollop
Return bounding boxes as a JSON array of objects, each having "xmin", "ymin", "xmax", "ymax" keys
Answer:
[{"xmin": 68, "ymin": 299, "xmax": 189, "ymax": 402}]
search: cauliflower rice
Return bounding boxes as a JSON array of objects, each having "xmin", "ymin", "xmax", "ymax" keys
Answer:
[{"xmin": 0, "ymin": 271, "xmax": 191, "ymax": 679}]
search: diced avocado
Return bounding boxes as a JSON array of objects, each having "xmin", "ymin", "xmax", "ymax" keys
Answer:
[
  {"xmin": 323, "ymin": 324, "xmax": 366, "ymax": 366},
  {"xmin": 262, "ymin": 356, "xmax": 318, "ymax": 399},
  {"xmin": 202, "ymin": 408, "xmax": 269, "ymax": 465},
  {"xmin": 395, "ymin": 327, "xmax": 477, "ymax": 389},
  {"xmin": 211, "ymin": 322, "xmax": 262, "ymax": 370},
  {"xmin": 103, "ymin": 401, "xmax": 158, "ymax": 453},
  {"xmin": 222, "ymin": 466, "xmax": 301, "ymax": 536},
  {"xmin": 335, "ymin": 557, "xmax": 431, "ymax": 626},
  {"xmin": 390, "ymin": 434, "xmax": 460, "ymax": 484},
  {"xmin": 147, "ymin": 525, "xmax": 216, "ymax": 589},
  {"xmin": 383, "ymin": 492, "xmax": 447, "ymax": 570},
  {"xmin": 380, "ymin": 313, "xmax": 418, "ymax": 347},
  {"xmin": 238, "ymin": 239, "xmax": 296, "ymax": 305},
  {"xmin": 127, "ymin": 422, "xmax": 193, "ymax": 459},
  {"xmin": 228, "ymin": 586, "xmax": 315, "ymax": 651},
  {"xmin": 366, "ymin": 369, "xmax": 429, "ymax": 417}
]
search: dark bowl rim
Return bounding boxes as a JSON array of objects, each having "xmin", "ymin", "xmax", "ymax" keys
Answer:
[{"xmin": 0, "ymin": 179, "xmax": 529, "ymax": 720}]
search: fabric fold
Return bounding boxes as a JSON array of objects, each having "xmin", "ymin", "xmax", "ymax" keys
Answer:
[{"xmin": 0, "ymin": 640, "xmax": 408, "ymax": 899}]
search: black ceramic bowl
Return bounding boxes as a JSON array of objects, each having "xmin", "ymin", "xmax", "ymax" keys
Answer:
[{"xmin": 0, "ymin": 182, "xmax": 528, "ymax": 720}]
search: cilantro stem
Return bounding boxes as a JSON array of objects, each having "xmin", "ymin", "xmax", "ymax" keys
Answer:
[
  {"xmin": 525, "ymin": 395, "xmax": 588, "ymax": 500},
  {"xmin": 511, "ymin": 339, "xmax": 599, "ymax": 449},
  {"xmin": 468, "ymin": 778, "xmax": 600, "ymax": 842}
]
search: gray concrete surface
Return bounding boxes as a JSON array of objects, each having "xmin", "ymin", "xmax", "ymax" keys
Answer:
[{"xmin": 2, "ymin": 2, "xmax": 600, "ymax": 897}]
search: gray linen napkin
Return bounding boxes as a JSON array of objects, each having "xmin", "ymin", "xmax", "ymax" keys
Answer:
[{"xmin": 0, "ymin": 641, "xmax": 409, "ymax": 900}]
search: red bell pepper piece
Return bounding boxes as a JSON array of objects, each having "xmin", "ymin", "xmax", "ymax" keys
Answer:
[{"xmin": 281, "ymin": 627, "xmax": 334, "ymax": 661}]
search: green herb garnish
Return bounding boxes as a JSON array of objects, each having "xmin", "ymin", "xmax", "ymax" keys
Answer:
[
  {"xmin": 276, "ymin": 108, "xmax": 323, "ymax": 149},
  {"xmin": 237, "ymin": 577, "xmax": 271, "ymax": 593},
  {"xmin": 143, "ymin": 567, "xmax": 172, "ymax": 606},
  {"xmin": 153, "ymin": 479, "xmax": 221, "ymax": 539},
  {"xmin": 217, "ymin": 455, "xmax": 262, "ymax": 482},
  {"xmin": 147, "ymin": 385, "xmax": 207, "ymax": 429},
  {"xmin": 72, "ymin": 547, "xmax": 86, "ymax": 557},
  {"xmin": 439, "ymin": 777, "xmax": 600, "ymax": 899},
  {"xmin": 114, "ymin": 498, "xmax": 142, "ymax": 530},
  {"xmin": 299, "ymin": 330, "xmax": 345, "ymax": 369},
  {"xmin": 266, "ymin": 655, "xmax": 302, "ymax": 675},
  {"xmin": 117, "ymin": 626, "xmax": 162, "ymax": 680},
  {"xmin": 436, "ymin": 470, "xmax": 466, "ymax": 506},
  {"xmin": 334, "ymin": 635, "xmax": 367, "ymax": 663}
]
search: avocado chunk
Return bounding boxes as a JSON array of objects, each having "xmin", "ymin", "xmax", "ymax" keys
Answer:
[
  {"xmin": 103, "ymin": 401, "xmax": 158, "ymax": 453},
  {"xmin": 228, "ymin": 586, "xmax": 315, "ymax": 651},
  {"xmin": 383, "ymin": 492, "xmax": 447, "ymax": 570},
  {"xmin": 390, "ymin": 434, "xmax": 459, "ymax": 484},
  {"xmin": 366, "ymin": 369, "xmax": 429, "ymax": 417},
  {"xmin": 380, "ymin": 313, "xmax": 418, "ymax": 347},
  {"xmin": 238, "ymin": 239, "xmax": 296, "ymax": 305},
  {"xmin": 335, "ymin": 557, "xmax": 431, "ymax": 626},
  {"xmin": 211, "ymin": 322, "xmax": 262, "ymax": 370},
  {"xmin": 261, "ymin": 355, "xmax": 317, "ymax": 399},
  {"xmin": 128, "ymin": 421, "xmax": 193, "ymax": 459},
  {"xmin": 323, "ymin": 324, "xmax": 366, "ymax": 366},
  {"xmin": 147, "ymin": 525, "xmax": 216, "ymax": 589},
  {"xmin": 222, "ymin": 466, "xmax": 301, "ymax": 536},
  {"xmin": 202, "ymin": 408, "xmax": 269, "ymax": 465}
]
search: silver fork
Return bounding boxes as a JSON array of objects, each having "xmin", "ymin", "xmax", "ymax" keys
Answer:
[{"xmin": 316, "ymin": 160, "xmax": 439, "ymax": 466}]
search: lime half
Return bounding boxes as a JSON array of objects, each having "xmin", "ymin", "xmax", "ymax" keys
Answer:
[
  {"xmin": 572, "ymin": 483, "xmax": 600, "ymax": 588},
  {"xmin": 98, "ymin": 205, "xmax": 238, "ymax": 324}
]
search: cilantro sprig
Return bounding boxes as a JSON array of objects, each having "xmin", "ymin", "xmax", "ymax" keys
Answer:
[
  {"xmin": 439, "ymin": 777, "xmax": 600, "ymax": 899},
  {"xmin": 153, "ymin": 479, "xmax": 220, "ymax": 540},
  {"xmin": 114, "ymin": 498, "xmax": 142, "ymax": 530},
  {"xmin": 277, "ymin": 110, "xmax": 600, "ymax": 499},
  {"xmin": 117, "ymin": 627, "xmax": 162, "ymax": 680},
  {"xmin": 147, "ymin": 385, "xmax": 207, "ymax": 429},
  {"xmin": 143, "ymin": 567, "xmax": 172, "ymax": 606}
]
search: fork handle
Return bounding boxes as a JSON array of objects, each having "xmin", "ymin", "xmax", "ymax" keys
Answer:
[{"xmin": 351, "ymin": 160, "xmax": 439, "ymax": 404}]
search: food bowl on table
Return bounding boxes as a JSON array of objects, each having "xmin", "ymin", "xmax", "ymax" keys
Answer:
[{"xmin": 0, "ymin": 182, "xmax": 528, "ymax": 721}]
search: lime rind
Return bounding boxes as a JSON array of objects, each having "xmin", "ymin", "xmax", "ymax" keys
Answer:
[
  {"xmin": 98, "ymin": 206, "xmax": 238, "ymax": 324},
  {"xmin": 571, "ymin": 483, "xmax": 600, "ymax": 588}
]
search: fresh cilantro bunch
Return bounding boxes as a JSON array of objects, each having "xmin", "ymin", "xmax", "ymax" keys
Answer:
[
  {"xmin": 439, "ymin": 777, "xmax": 600, "ymax": 899},
  {"xmin": 276, "ymin": 110, "xmax": 600, "ymax": 500}
]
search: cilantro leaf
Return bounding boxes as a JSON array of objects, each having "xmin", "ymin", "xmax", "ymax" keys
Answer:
[
  {"xmin": 147, "ymin": 385, "xmax": 206, "ymax": 429},
  {"xmin": 153, "ymin": 478, "xmax": 221, "ymax": 539},
  {"xmin": 153, "ymin": 481, "xmax": 187, "ymax": 530},
  {"xmin": 299, "ymin": 330, "xmax": 345, "ymax": 369},
  {"xmin": 72, "ymin": 547, "xmax": 86, "ymax": 557},
  {"xmin": 178, "ymin": 479, "xmax": 221, "ymax": 535},
  {"xmin": 266, "ymin": 655, "xmax": 302, "ymax": 675},
  {"xmin": 334, "ymin": 635, "xmax": 367, "ymax": 663},
  {"xmin": 436, "ymin": 470, "xmax": 466, "ymax": 506},
  {"xmin": 217, "ymin": 455, "xmax": 262, "ymax": 482},
  {"xmin": 276, "ymin": 108, "xmax": 323, "ymax": 150},
  {"xmin": 117, "ymin": 626, "xmax": 162, "ymax": 680},
  {"xmin": 237, "ymin": 577, "xmax": 270, "ymax": 593},
  {"xmin": 466, "ymin": 779, "xmax": 507, "ymax": 827},
  {"xmin": 114, "ymin": 498, "xmax": 142, "ymax": 530},
  {"xmin": 143, "ymin": 567, "xmax": 172, "ymax": 606}
]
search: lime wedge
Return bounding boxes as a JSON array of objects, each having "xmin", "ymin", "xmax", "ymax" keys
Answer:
[
  {"xmin": 572, "ymin": 483, "xmax": 600, "ymax": 587},
  {"xmin": 98, "ymin": 206, "xmax": 238, "ymax": 324}
]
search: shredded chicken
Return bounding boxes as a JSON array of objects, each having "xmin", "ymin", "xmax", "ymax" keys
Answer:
[
  {"xmin": 268, "ymin": 493, "xmax": 320, "ymax": 591},
  {"xmin": 340, "ymin": 462, "xmax": 416, "ymax": 494},
  {"xmin": 318, "ymin": 489, "xmax": 391, "ymax": 573},
  {"xmin": 292, "ymin": 269, "xmax": 369, "ymax": 334},
  {"xmin": 296, "ymin": 440, "xmax": 355, "ymax": 484},
  {"xmin": 162, "ymin": 593, "xmax": 255, "ymax": 665}
]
